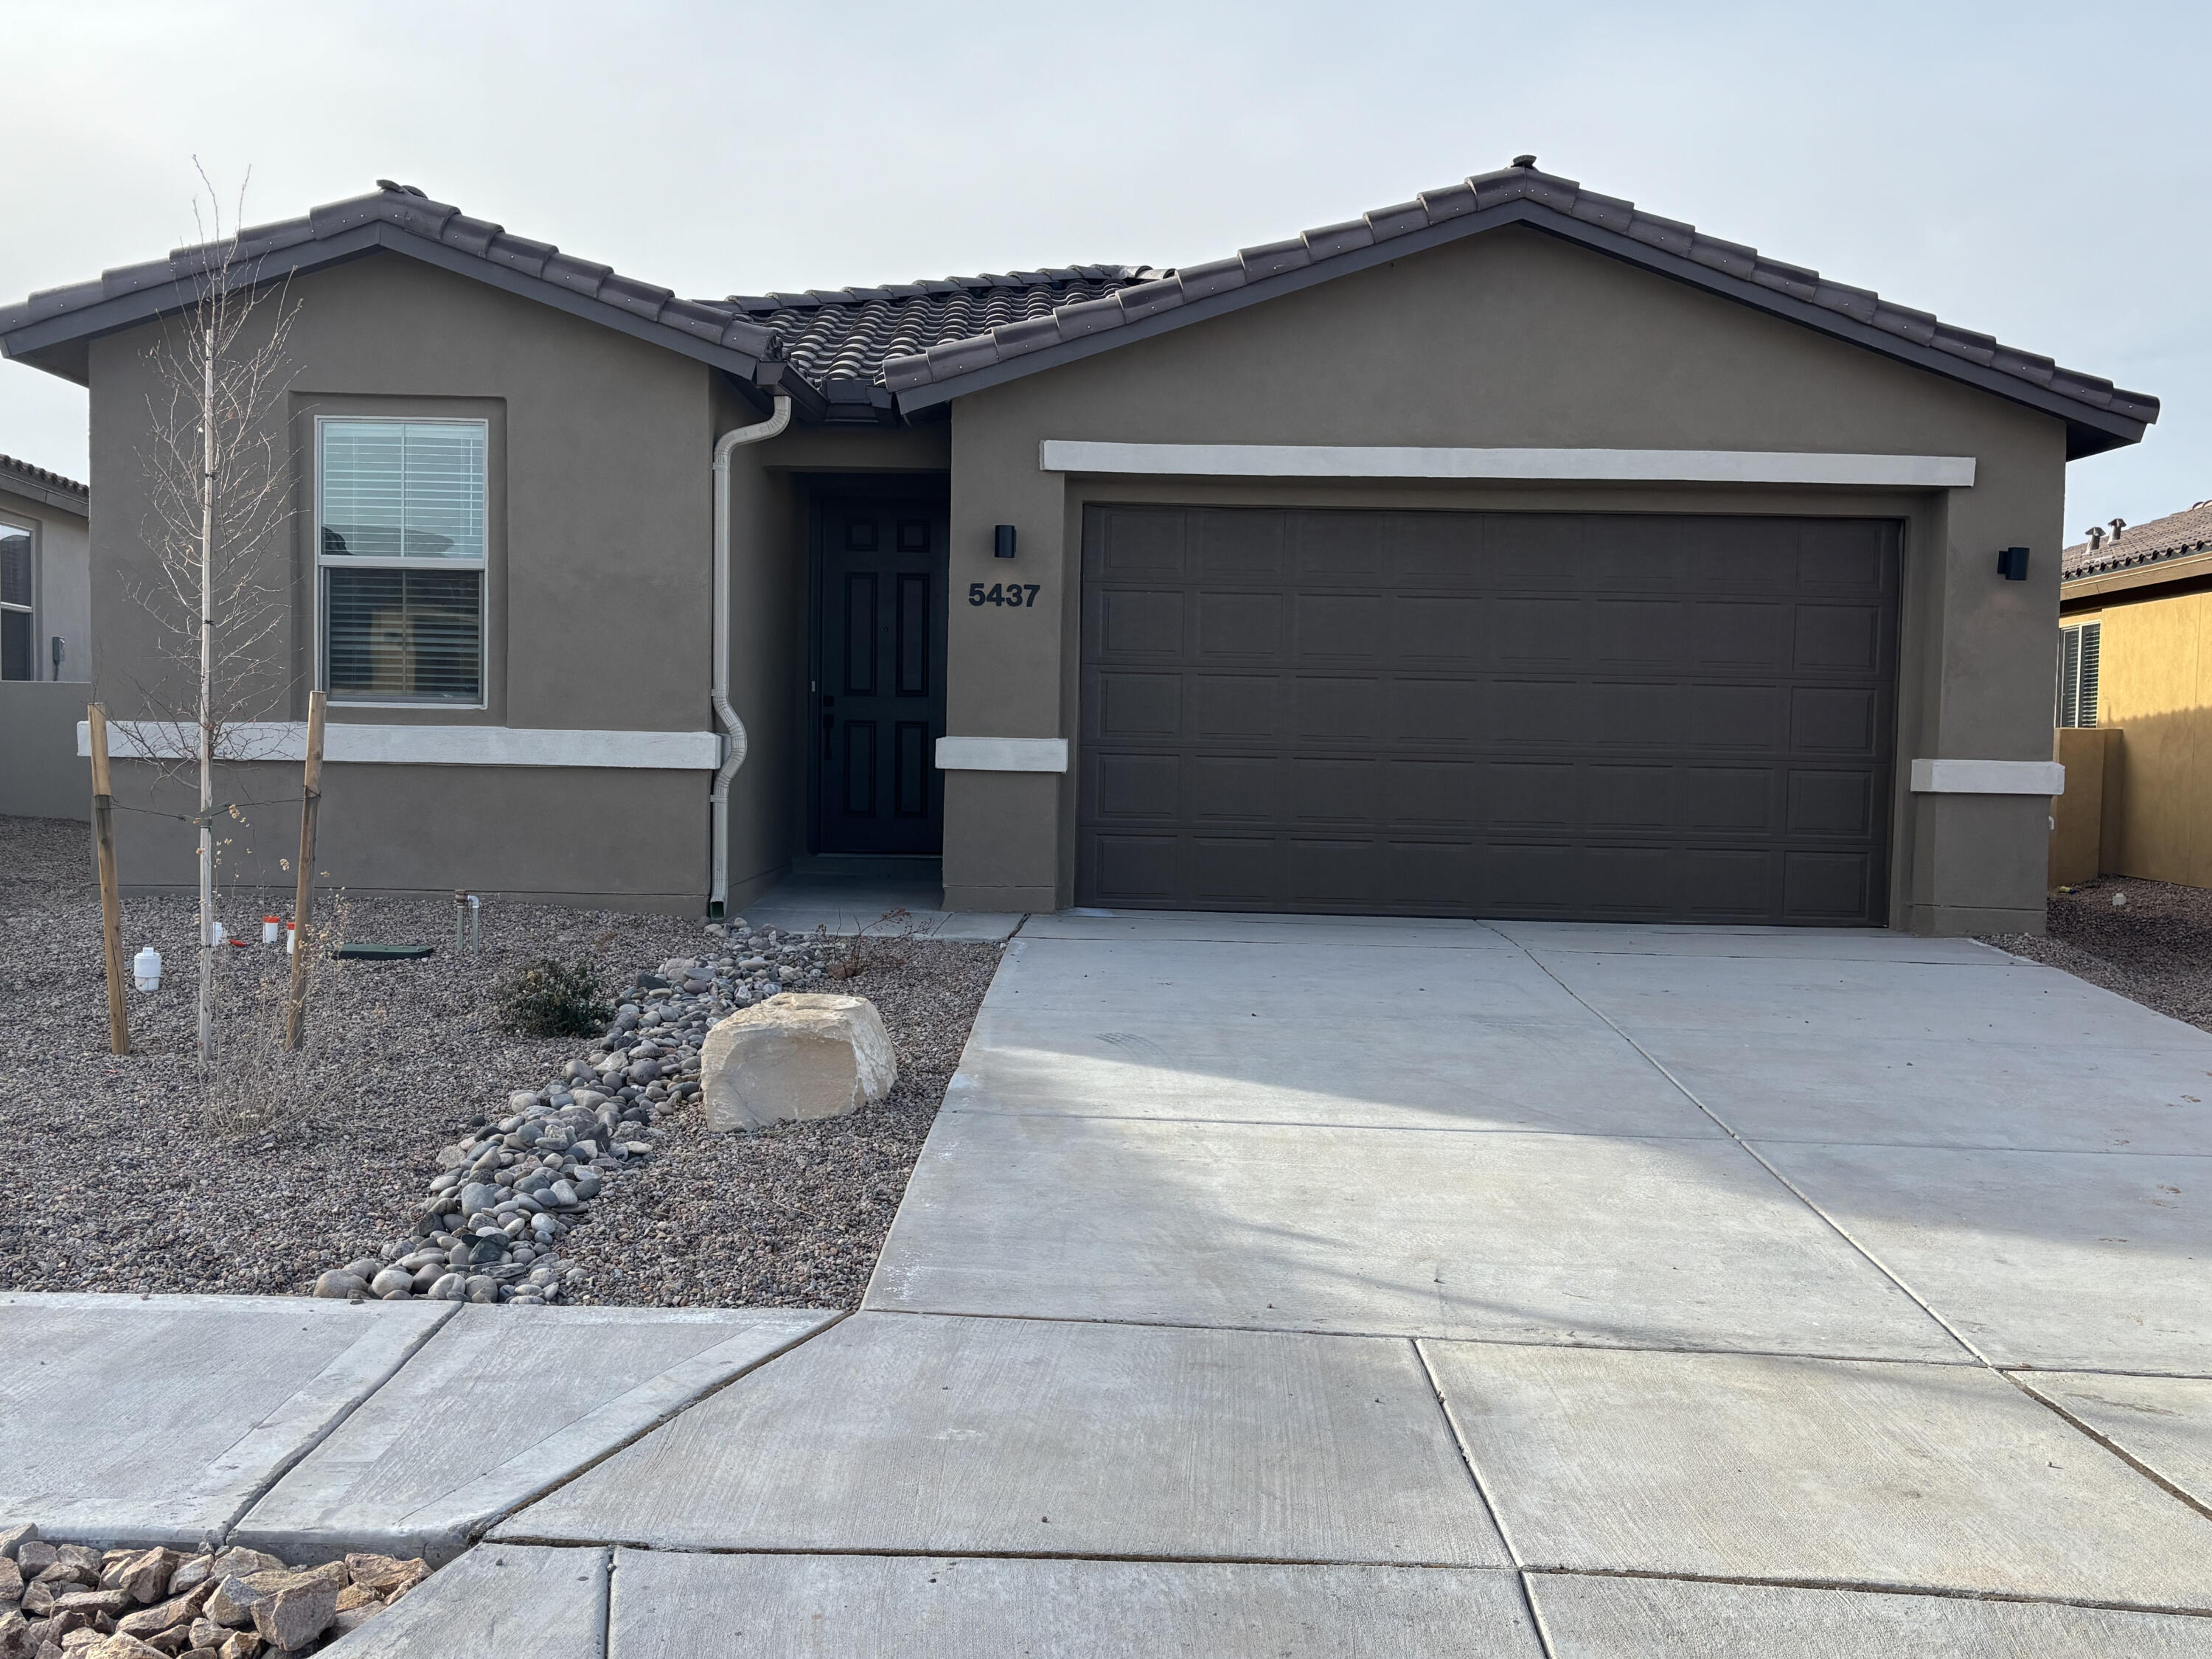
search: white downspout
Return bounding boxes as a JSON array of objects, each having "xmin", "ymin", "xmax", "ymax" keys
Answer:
[{"xmin": 710, "ymin": 392, "xmax": 792, "ymax": 918}]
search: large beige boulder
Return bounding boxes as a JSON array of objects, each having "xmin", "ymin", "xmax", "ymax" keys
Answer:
[{"xmin": 700, "ymin": 992, "xmax": 897, "ymax": 1132}]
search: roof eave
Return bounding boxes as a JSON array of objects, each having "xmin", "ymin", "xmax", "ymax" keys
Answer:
[
  {"xmin": 888, "ymin": 199, "xmax": 2149, "ymax": 458},
  {"xmin": 0, "ymin": 223, "xmax": 779, "ymax": 388},
  {"xmin": 0, "ymin": 469, "xmax": 89, "ymax": 517}
]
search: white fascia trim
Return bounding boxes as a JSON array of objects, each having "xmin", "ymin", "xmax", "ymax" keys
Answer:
[
  {"xmin": 1039, "ymin": 441, "xmax": 1976, "ymax": 489},
  {"xmin": 935, "ymin": 736, "xmax": 1069, "ymax": 773},
  {"xmin": 1910, "ymin": 759, "xmax": 2066, "ymax": 796},
  {"xmin": 77, "ymin": 721, "xmax": 720, "ymax": 770}
]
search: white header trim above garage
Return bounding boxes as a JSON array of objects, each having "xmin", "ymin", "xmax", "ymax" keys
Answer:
[
  {"xmin": 77, "ymin": 721, "xmax": 720, "ymax": 769},
  {"xmin": 1910, "ymin": 759, "xmax": 2066, "ymax": 795},
  {"xmin": 1038, "ymin": 441, "xmax": 1976, "ymax": 489}
]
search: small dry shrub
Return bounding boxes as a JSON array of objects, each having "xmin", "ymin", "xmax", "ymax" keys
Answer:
[
  {"xmin": 822, "ymin": 908, "xmax": 919, "ymax": 981},
  {"xmin": 497, "ymin": 955, "xmax": 611, "ymax": 1037}
]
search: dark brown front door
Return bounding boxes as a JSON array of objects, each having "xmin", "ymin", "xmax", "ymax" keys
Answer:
[
  {"xmin": 814, "ymin": 498, "xmax": 948, "ymax": 855},
  {"xmin": 1078, "ymin": 506, "xmax": 1900, "ymax": 924}
]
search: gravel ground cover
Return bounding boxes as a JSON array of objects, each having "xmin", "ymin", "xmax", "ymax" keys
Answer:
[
  {"xmin": 0, "ymin": 813, "xmax": 998, "ymax": 1305},
  {"xmin": 1983, "ymin": 875, "xmax": 2212, "ymax": 1033}
]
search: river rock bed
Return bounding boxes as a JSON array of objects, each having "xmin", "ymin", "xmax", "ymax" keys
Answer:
[
  {"xmin": 311, "ymin": 930, "xmax": 846, "ymax": 1306},
  {"xmin": 0, "ymin": 1523, "xmax": 426, "ymax": 1657}
]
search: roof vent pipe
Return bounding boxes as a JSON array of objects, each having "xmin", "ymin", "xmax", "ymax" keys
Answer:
[{"xmin": 709, "ymin": 392, "xmax": 792, "ymax": 919}]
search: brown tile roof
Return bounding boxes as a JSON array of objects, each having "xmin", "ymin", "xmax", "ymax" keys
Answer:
[
  {"xmin": 0, "ymin": 167, "xmax": 2161, "ymax": 453},
  {"xmin": 709, "ymin": 267, "xmax": 1159, "ymax": 417},
  {"xmin": 875, "ymin": 159, "xmax": 2158, "ymax": 455},
  {"xmin": 0, "ymin": 181, "xmax": 782, "ymax": 388},
  {"xmin": 2063, "ymin": 499, "xmax": 2212, "ymax": 580}
]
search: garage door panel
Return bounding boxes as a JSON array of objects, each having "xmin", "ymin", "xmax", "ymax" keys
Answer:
[
  {"xmin": 1787, "ymin": 769, "xmax": 1878, "ymax": 835},
  {"xmin": 1584, "ymin": 765, "xmax": 1677, "ymax": 830},
  {"xmin": 1095, "ymin": 752, "xmax": 1181, "ymax": 820},
  {"xmin": 1790, "ymin": 686, "xmax": 1881, "ymax": 754},
  {"xmin": 1681, "ymin": 767, "xmax": 1778, "ymax": 832},
  {"xmin": 1191, "ymin": 837, "xmax": 1282, "ymax": 903},
  {"xmin": 1793, "ymin": 603, "xmax": 1884, "ymax": 672},
  {"xmin": 1290, "ymin": 758, "xmax": 1382, "ymax": 825},
  {"xmin": 1686, "ymin": 684, "xmax": 1787, "ymax": 751},
  {"xmin": 1080, "ymin": 507, "xmax": 1898, "ymax": 925},
  {"xmin": 1293, "ymin": 512, "xmax": 1387, "ymax": 579},
  {"xmin": 1090, "ymin": 833, "xmax": 1180, "ymax": 903},
  {"xmin": 1295, "ymin": 675, "xmax": 1385, "ymax": 740},
  {"xmin": 1192, "ymin": 674, "xmax": 1281, "ymax": 738},
  {"xmin": 1088, "ymin": 507, "xmax": 1187, "ymax": 579},
  {"xmin": 1287, "ymin": 838, "xmax": 1385, "ymax": 906},
  {"xmin": 1391, "ymin": 594, "xmax": 1487, "ymax": 663},
  {"xmin": 1198, "ymin": 591, "xmax": 1286, "ymax": 656},
  {"xmin": 1784, "ymin": 850, "xmax": 1875, "ymax": 919},
  {"xmin": 1097, "ymin": 588, "xmax": 1186, "ymax": 657},
  {"xmin": 1192, "ymin": 509, "xmax": 1286, "ymax": 579},
  {"xmin": 1388, "ymin": 678, "xmax": 1489, "ymax": 742},
  {"xmin": 1687, "ymin": 601, "xmax": 1791, "ymax": 669},
  {"xmin": 1293, "ymin": 592, "xmax": 1385, "ymax": 658},
  {"xmin": 1680, "ymin": 849, "xmax": 1778, "ymax": 918},
  {"xmin": 1492, "ymin": 597, "xmax": 1586, "ymax": 663},
  {"xmin": 1093, "ymin": 671, "xmax": 1183, "ymax": 740}
]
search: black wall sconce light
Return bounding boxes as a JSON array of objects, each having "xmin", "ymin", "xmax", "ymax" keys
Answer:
[
  {"xmin": 1997, "ymin": 546, "xmax": 2030, "ymax": 581},
  {"xmin": 994, "ymin": 524, "xmax": 1017, "ymax": 560}
]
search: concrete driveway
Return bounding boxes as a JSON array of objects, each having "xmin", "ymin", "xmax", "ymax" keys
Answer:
[{"xmin": 492, "ymin": 911, "xmax": 2212, "ymax": 1653}]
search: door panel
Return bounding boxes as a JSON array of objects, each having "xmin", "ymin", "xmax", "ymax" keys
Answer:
[
  {"xmin": 815, "ymin": 499, "xmax": 947, "ymax": 855},
  {"xmin": 1077, "ymin": 507, "xmax": 1900, "ymax": 925}
]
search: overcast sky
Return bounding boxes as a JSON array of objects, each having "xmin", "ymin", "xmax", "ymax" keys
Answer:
[{"xmin": 4, "ymin": 0, "xmax": 2203, "ymax": 534}]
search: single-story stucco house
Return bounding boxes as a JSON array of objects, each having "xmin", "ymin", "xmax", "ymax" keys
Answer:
[{"xmin": 0, "ymin": 158, "xmax": 2157, "ymax": 932}]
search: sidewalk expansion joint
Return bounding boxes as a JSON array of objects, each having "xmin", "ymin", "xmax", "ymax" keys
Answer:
[{"xmin": 1521, "ymin": 1565, "xmax": 2212, "ymax": 1621}]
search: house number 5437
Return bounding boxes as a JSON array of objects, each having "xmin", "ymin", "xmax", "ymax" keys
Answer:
[{"xmin": 969, "ymin": 583, "xmax": 1041, "ymax": 608}]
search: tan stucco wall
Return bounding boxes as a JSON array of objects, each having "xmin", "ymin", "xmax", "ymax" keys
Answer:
[
  {"xmin": 2049, "ymin": 725, "xmax": 2113, "ymax": 887},
  {"xmin": 941, "ymin": 225, "xmax": 2070, "ymax": 932},
  {"xmin": 85, "ymin": 253, "xmax": 725, "ymax": 904},
  {"xmin": 2063, "ymin": 592, "xmax": 2212, "ymax": 887}
]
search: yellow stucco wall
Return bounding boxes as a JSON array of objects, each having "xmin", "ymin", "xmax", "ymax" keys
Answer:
[{"xmin": 2073, "ymin": 588, "xmax": 2212, "ymax": 886}]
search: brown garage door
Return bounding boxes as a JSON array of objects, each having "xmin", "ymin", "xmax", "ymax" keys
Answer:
[{"xmin": 1077, "ymin": 506, "xmax": 1899, "ymax": 925}]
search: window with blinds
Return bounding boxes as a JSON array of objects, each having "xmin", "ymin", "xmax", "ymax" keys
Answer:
[
  {"xmin": 2057, "ymin": 621, "xmax": 2101, "ymax": 728},
  {"xmin": 317, "ymin": 420, "xmax": 487, "ymax": 704},
  {"xmin": 1, "ymin": 521, "xmax": 31, "ymax": 682}
]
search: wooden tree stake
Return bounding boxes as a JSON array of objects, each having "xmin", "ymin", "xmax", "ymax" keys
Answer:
[
  {"xmin": 89, "ymin": 703, "xmax": 131, "ymax": 1056},
  {"xmin": 284, "ymin": 690, "xmax": 326, "ymax": 1050}
]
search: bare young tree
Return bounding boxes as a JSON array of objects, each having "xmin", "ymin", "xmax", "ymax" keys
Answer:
[{"xmin": 131, "ymin": 163, "xmax": 299, "ymax": 1071}]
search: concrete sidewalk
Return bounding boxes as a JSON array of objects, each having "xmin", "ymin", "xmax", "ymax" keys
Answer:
[{"xmin": 504, "ymin": 913, "xmax": 2212, "ymax": 1653}]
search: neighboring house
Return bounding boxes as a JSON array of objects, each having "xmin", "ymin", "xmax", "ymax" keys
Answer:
[
  {"xmin": 0, "ymin": 159, "xmax": 2157, "ymax": 932},
  {"xmin": 2057, "ymin": 501, "xmax": 2212, "ymax": 886},
  {"xmin": 0, "ymin": 452, "xmax": 89, "ymax": 682},
  {"xmin": 0, "ymin": 454, "xmax": 92, "ymax": 821}
]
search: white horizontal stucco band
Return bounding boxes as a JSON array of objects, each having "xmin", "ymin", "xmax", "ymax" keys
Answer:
[
  {"xmin": 1037, "ymin": 440, "xmax": 1978, "ymax": 489},
  {"xmin": 934, "ymin": 737, "xmax": 1070, "ymax": 773},
  {"xmin": 1910, "ymin": 759, "xmax": 2067, "ymax": 796},
  {"xmin": 75, "ymin": 721, "xmax": 720, "ymax": 770}
]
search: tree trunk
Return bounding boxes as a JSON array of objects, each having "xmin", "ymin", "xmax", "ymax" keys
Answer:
[{"xmin": 198, "ymin": 324, "xmax": 216, "ymax": 1072}]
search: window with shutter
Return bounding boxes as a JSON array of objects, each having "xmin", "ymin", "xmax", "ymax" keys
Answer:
[
  {"xmin": 2056, "ymin": 622, "xmax": 2100, "ymax": 728},
  {"xmin": 316, "ymin": 419, "xmax": 487, "ymax": 705}
]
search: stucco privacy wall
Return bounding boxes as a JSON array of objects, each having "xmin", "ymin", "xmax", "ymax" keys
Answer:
[
  {"xmin": 85, "ymin": 254, "xmax": 725, "ymax": 905},
  {"xmin": 942, "ymin": 226, "xmax": 2067, "ymax": 932}
]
